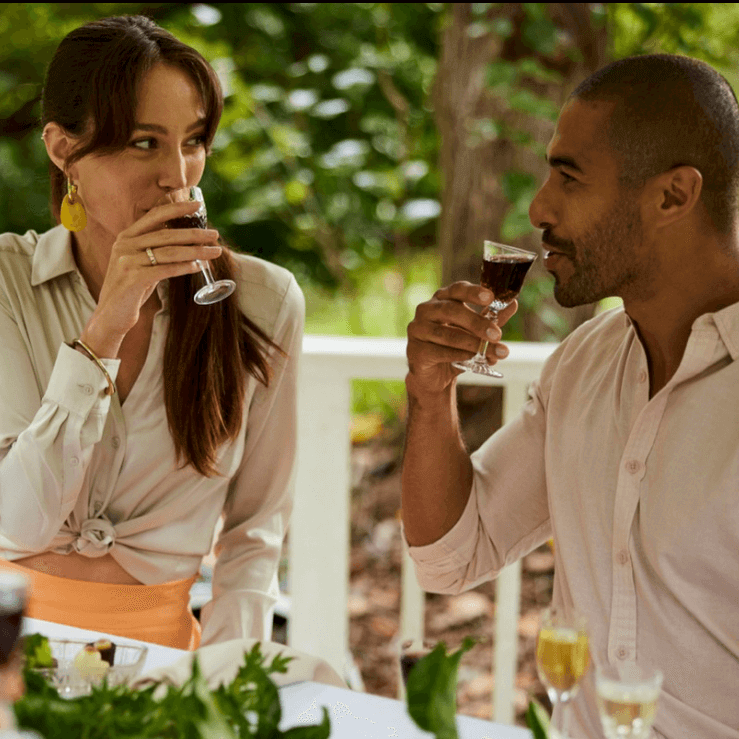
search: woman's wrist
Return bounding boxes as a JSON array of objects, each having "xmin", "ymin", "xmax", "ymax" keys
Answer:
[{"xmin": 79, "ymin": 318, "xmax": 125, "ymax": 360}]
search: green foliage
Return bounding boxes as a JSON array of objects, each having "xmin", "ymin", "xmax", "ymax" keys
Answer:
[
  {"xmin": 525, "ymin": 697, "xmax": 551, "ymax": 739},
  {"xmin": 404, "ymin": 637, "xmax": 476, "ymax": 739},
  {"xmin": 17, "ymin": 639, "xmax": 330, "ymax": 739}
]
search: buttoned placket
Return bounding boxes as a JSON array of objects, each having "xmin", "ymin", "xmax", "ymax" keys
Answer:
[{"xmin": 608, "ymin": 320, "xmax": 724, "ymax": 664}]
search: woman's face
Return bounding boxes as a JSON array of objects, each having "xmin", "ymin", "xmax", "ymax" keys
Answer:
[{"xmin": 71, "ymin": 63, "xmax": 208, "ymax": 244}]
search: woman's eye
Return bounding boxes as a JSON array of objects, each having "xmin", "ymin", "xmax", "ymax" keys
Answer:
[
  {"xmin": 131, "ymin": 138, "xmax": 157, "ymax": 151},
  {"xmin": 187, "ymin": 134, "xmax": 208, "ymax": 147}
]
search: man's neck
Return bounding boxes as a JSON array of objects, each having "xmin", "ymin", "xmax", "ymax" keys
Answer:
[{"xmin": 625, "ymin": 255, "xmax": 739, "ymax": 396}]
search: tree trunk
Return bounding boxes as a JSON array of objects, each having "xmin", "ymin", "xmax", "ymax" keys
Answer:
[{"xmin": 432, "ymin": 3, "xmax": 608, "ymax": 448}]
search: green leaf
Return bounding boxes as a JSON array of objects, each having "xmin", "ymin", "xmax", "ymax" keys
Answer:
[
  {"xmin": 525, "ymin": 698, "xmax": 551, "ymax": 739},
  {"xmin": 405, "ymin": 637, "xmax": 476, "ymax": 739}
]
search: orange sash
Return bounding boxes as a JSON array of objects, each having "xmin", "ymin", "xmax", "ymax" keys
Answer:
[{"xmin": 0, "ymin": 559, "xmax": 201, "ymax": 650}]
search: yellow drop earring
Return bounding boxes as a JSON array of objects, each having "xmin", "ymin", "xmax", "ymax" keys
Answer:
[{"xmin": 60, "ymin": 180, "xmax": 87, "ymax": 232}]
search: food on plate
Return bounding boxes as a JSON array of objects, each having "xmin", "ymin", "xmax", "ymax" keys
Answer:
[{"xmin": 73, "ymin": 645, "xmax": 109, "ymax": 680}]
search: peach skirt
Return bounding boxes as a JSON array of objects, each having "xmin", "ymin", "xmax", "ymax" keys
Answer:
[{"xmin": 0, "ymin": 559, "xmax": 201, "ymax": 650}]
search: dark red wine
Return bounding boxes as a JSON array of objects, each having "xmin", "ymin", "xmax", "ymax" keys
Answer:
[
  {"xmin": 0, "ymin": 607, "xmax": 23, "ymax": 665},
  {"xmin": 400, "ymin": 652, "xmax": 425, "ymax": 685},
  {"xmin": 480, "ymin": 255, "xmax": 534, "ymax": 305},
  {"xmin": 166, "ymin": 211, "xmax": 207, "ymax": 230}
]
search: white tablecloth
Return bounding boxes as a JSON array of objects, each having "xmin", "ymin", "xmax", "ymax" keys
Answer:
[{"xmin": 22, "ymin": 619, "xmax": 532, "ymax": 739}]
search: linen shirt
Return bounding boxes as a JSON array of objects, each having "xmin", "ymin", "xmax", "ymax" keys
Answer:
[
  {"xmin": 0, "ymin": 225, "xmax": 305, "ymax": 646},
  {"xmin": 407, "ymin": 305, "xmax": 739, "ymax": 739}
]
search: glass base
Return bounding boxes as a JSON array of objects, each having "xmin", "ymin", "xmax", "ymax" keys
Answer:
[
  {"xmin": 194, "ymin": 279, "xmax": 236, "ymax": 305},
  {"xmin": 451, "ymin": 356, "xmax": 503, "ymax": 378}
]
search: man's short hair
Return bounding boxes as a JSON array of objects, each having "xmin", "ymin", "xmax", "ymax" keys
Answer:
[{"xmin": 572, "ymin": 54, "xmax": 739, "ymax": 234}]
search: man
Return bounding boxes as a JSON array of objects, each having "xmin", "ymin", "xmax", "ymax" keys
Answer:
[{"xmin": 402, "ymin": 53, "xmax": 739, "ymax": 738}]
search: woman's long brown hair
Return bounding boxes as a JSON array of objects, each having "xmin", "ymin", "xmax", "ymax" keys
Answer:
[{"xmin": 42, "ymin": 15, "xmax": 282, "ymax": 476}]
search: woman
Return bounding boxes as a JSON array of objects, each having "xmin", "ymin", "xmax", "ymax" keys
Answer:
[{"xmin": 0, "ymin": 15, "xmax": 304, "ymax": 650}]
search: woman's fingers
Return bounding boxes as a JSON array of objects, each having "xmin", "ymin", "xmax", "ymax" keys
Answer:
[{"xmin": 141, "ymin": 244, "xmax": 222, "ymax": 265}]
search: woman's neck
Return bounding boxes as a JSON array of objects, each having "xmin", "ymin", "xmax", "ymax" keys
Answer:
[{"xmin": 71, "ymin": 227, "xmax": 113, "ymax": 304}]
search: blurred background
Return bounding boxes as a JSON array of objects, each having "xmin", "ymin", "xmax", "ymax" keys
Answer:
[{"xmin": 3, "ymin": 1, "xmax": 739, "ymax": 726}]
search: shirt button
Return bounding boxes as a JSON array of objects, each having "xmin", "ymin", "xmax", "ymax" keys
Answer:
[
  {"xmin": 80, "ymin": 384, "xmax": 93, "ymax": 396},
  {"xmin": 111, "ymin": 436, "xmax": 121, "ymax": 449},
  {"xmin": 637, "ymin": 370, "xmax": 648, "ymax": 383},
  {"xmin": 616, "ymin": 647, "xmax": 629, "ymax": 660},
  {"xmin": 70, "ymin": 457, "xmax": 79, "ymax": 467},
  {"xmin": 625, "ymin": 460, "xmax": 640, "ymax": 474},
  {"xmin": 617, "ymin": 550, "xmax": 629, "ymax": 565}
]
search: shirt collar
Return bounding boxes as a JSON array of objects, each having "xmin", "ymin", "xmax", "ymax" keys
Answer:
[
  {"xmin": 30, "ymin": 225, "xmax": 78, "ymax": 286},
  {"xmin": 30, "ymin": 224, "xmax": 170, "ymax": 310},
  {"xmin": 706, "ymin": 300, "xmax": 739, "ymax": 361}
]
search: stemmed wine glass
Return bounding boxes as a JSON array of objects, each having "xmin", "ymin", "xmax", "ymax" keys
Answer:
[
  {"xmin": 165, "ymin": 186, "xmax": 236, "ymax": 305},
  {"xmin": 452, "ymin": 240, "xmax": 537, "ymax": 377},
  {"xmin": 596, "ymin": 662, "xmax": 663, "ymax": 739},
  {"xmin": 535, "ymin": 607, "xmax": 590, "ymax": 739}
]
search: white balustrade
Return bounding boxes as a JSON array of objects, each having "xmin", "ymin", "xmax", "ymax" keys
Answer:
[{"xmin": 288, "ymin": 335, "xmax": 556, "ymax": 723}]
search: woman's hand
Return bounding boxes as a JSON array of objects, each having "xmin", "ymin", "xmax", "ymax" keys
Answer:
[
  {"xmin": 406, "ymin": 282, "xmax": 518, "ymax": 399},
  {"xmin": 80, "ymin": 200, "xmax": 221, "ymax": 357}
]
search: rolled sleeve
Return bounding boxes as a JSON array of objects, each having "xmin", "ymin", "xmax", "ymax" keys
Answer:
[{"xmin": 0, "ymin": 328, "xmax": 120, "ymax": 551}]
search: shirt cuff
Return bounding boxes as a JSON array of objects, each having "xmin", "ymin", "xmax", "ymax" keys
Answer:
[
  {"xmin": 402, "ymin": 479, "xmax": 481, "ymax": 571},
  {"xmin": 43, "ymin": 343, "xmax": 121, "ymax": 417}
]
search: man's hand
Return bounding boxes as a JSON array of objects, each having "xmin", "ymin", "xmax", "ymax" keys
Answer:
[{"xmin": 406, "ymin": 281, "xmax": 518, "ymax": 399}]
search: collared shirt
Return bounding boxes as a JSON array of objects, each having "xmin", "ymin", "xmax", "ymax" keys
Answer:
[
  {"xmin": 407, "ymin": 305, "xmax": 739, "ymax": 738},
  {"xmin": 0, "ymin": 226, "xmax": 304, "ymax": 646}
]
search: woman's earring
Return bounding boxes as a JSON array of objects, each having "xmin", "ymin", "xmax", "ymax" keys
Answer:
[{"xmin": 60, "ymin": 180, "xmax": 87, "ymax": 232}]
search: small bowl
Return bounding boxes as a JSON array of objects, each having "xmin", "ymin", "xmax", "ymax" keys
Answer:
[{"xmin": 33, "ymin": 638, "xmax": 148, "ymax": 699}]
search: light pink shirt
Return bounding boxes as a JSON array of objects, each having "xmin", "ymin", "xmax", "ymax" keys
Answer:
[
  {"xmin": 407, "ymin": 306, "xmax": 739, "ymax": 738},
  {"xmin": 0, "ymin": 226, "xmax": 304, "ymax": 646}
]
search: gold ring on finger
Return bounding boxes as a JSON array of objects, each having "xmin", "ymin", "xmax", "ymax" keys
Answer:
[{"xmin": 145, "ymin": 247, "xmax": 158, "ymax": 266}]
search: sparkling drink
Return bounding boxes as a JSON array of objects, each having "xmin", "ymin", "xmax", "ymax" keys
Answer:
[
  {"xmin": 597, "ymin": 686, "xmax": 658, "ymax": 739},
  {"xmin": 536, "ymin": 626, "xmax": 590, "ymax": 693},
  {"xmin": 596, "ymin": 663, "xmax": 663, "ymax": 739}
]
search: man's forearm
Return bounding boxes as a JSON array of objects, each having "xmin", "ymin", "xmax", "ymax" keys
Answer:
[{"xmin": 401, "ymin": 378, "xmax": 474, "ymax": 547}]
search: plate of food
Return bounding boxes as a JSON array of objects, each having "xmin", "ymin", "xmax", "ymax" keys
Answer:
[{"xmin": 25, "ymin": 635, "xmax": 147, "ymax": 698}]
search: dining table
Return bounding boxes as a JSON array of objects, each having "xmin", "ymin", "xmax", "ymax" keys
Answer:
[{"xmin": 21, "ymin": 618, "xmax": 533, "ymax": 739}]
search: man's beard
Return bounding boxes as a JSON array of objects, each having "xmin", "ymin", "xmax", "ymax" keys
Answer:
[{"xmin": 549, "ymin": 196, "xmax": 645, "ymax": 308}]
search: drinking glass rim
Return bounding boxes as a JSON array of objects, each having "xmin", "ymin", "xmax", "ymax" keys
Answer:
[{"xmin": 483, "ymin": 240, "xmax": 537, "ymax": 260}]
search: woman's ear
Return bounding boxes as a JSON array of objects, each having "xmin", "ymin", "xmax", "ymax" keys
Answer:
[{"xmin": 42, "ymin": 122, "xmax": 78, "ymax": 178}]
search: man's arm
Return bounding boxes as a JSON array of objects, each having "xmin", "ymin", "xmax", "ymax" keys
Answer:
[{"xmin": 401, "ymin": 282, "xmax": 515, "ymax": 547}]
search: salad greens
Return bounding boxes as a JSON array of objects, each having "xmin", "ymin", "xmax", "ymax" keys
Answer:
[{"xmin": 17, "ymin": 636, "xmax": 329, "ymax": 739}]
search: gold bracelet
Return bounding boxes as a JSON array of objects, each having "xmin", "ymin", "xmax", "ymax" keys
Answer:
[{"xmin": 70, "ymin": 339, "xmax": 116, "ymax": 396}]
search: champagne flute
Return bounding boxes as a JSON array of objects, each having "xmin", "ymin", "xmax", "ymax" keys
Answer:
[
  {"xmin": 596, "ymin": 662, "xmax": 663, "ymax": 739},
  {"xmin": 452, "ymin": 241, "xmax": 537, "ymax": 378},
  {"xmin": 165, "ymin": 186, "xmax": 236, "ymax": 305},
  {"xmin": 535, "ymin": 607, "xmax": 590, "ymax": 739}
]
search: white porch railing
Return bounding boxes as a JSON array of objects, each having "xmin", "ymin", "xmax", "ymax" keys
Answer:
[{"xmin": 288, "ymin": 334, "xmax": 556, "ymax": 724}]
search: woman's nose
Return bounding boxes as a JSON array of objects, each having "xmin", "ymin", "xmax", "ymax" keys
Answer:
[{"xmin": 157, "ymin": 150, "xmax": 188, "ymax": 192}]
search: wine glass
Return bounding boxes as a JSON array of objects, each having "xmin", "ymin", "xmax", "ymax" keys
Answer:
[
  {"xmin": 535, "ymin": 607, "xmax": 590, "ymax": 739},
  {"xmin": 452, "ymin": 240, "xmax": 537, "ymax": 378},
  {"xmin": 165, "ymin": 186, "xmax": 236, "ymax": 305},
  {"xmin": 596, "ymin": 662, "xmax": 663, "ymax": 739}
]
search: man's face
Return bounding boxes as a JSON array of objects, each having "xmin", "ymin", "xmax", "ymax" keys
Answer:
[{"xmin": 528, "ymin": 98, "xmax": 651, "ymax": 308}]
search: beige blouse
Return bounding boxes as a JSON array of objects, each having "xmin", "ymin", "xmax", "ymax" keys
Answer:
[
  {"xmin": 407, "ymin": 305, "xmax": 739, "ymax": 739},
  {"xmin": 0, "ymin": 225, "xmax": 305, "ymax": 646}
]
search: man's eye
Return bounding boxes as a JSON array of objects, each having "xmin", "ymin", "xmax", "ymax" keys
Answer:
[{"xmin": 560, "ymin": 170, "xmax": 576, "ymax": 183}]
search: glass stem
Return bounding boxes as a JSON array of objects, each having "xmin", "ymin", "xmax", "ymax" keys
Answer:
[
  {"xmin": 196, "ymin": 260, "xmax": 215, "ymax": 286},
  {"xmin": 473, "ymin": 307, "xmax": 499, "ymax": 362}
]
